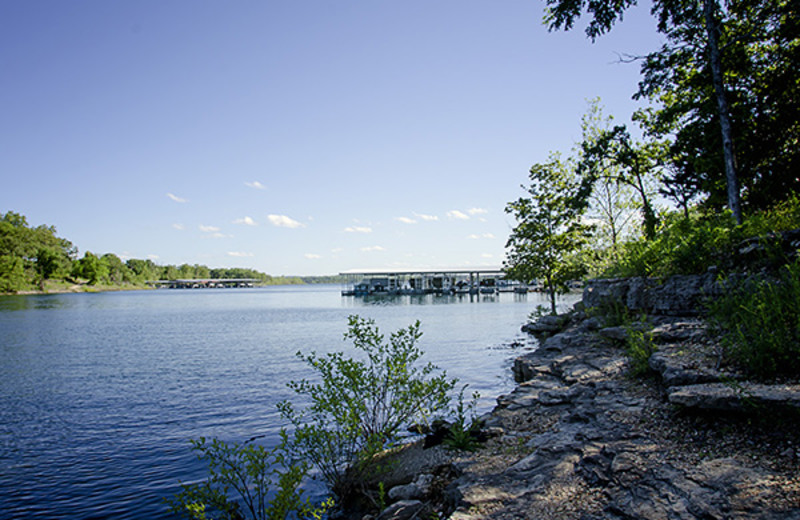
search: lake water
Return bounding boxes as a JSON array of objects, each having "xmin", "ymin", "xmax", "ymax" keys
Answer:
[{"xmin": 0, "ymin": 285, "xmax": 579, "ymax": 519}]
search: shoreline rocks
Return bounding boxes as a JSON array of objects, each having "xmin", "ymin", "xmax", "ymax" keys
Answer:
[{"xmin": 372, "ymin": 273, "xmax": 799, "ymax": 519}]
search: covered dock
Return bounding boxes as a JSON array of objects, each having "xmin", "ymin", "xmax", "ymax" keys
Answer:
[
  {"xmin": 340, "ymin": 268, "xmax": 526, "ymax": 296},
  {"xmin": 146, "ymin": 278, "xmax": 259, "ymax": 289}
]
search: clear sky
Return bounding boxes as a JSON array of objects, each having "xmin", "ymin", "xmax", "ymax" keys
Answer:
[{"xmin": 1, "ymin": 1, "xmax": 662, "ymax": 276}]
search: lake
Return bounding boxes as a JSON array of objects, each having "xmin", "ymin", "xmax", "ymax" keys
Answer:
[{"xmin": 0, "ymin": 285, "xmax": 579, "ymax": 519}]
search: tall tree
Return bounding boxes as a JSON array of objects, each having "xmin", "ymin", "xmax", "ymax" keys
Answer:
[
  {"xmin": 542, "ymin": 0, "xmax": 745, "ymax": 222},
  {"xmin": 505, "ymin": 153, "xmax": 593, "ymax": 314}
]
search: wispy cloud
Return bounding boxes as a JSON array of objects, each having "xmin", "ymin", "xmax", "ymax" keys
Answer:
[
  {"xmin": 267, "ymin": 214, "xmax": 305, "ymax": 228},
  {"xmin": 467, "ymin": 233, "xmax": 496, "ymax": 239},
  {"xmin": 447, "ymin": 210, "xmax": 470, "ymax": 220},
  {"xmin": 344, "ymin": 226, "xmax": 373, "ymax": 233},
  {"xmin": 228, "ymin": 251, "xmax": 254, "ymax": 257},
  {"xmin": 167, "ymin": 192, "xmax": 187, "ymax": 203},
  {"xmin": 468, "ymin": 207, "xmax": 488, "ymax": 215},
  {"xmin": 199, "ymin": 225, "xmax": 220, "ymax": 233},
  {"xmin": 233, "ymin": 216, "xmax": 257, "ymax": 226},
  {"xmin": 245, "ymin": 181, "xmax": 266, "ymax": 190},
  {"xmin": 172, "ymin": 223, "xmax": 185, "ymax": 231},
  {"xmin": 361, "ymin": 245, "xmax": 386, "ymax": 252},
  {"xmin": 414, "ymin": 212, "xmax": 439, "ymax": 221},
  {"xmin": 304, "ymin": 253, "xmax": 322, "ymax": 259},
  {"xmin": 147, "ymin": 254, "xmax": 159, "ymax": 260},
  {"xmin": 395, "ymin": 217, "xmax": 417, "ymax": 224}
]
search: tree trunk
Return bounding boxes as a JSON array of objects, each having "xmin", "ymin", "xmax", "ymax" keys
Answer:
[{"xmin": 704, "ymin": 0, "xmax": 742, "ymax": 224}]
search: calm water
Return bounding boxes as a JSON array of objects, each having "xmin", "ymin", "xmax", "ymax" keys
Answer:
[{"xmin": 0, "ymin": 285, "xmax": 578, "ymax": 519}]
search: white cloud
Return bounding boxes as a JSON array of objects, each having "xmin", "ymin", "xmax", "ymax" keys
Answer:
[
  {"xmin": 167, "ymin": 192, "xmax": 187, "ymax": 203},
  {"xmin": 447, "ymin": 210, "xmax": 470, "ymax": 220},
  {"xmin": 304, "ymin": 253, "xmax": 322, "ymax": 259},
  {"xmin": 361, "ymin": 245, "xmax": 386, "ymax": 252},
  {"xmin": 414, "ymin": 212, "xmax": 439, "ymax": 221},
  {"xmin": 482, "ymin": 253, "xmax": 494, "ymax": 258},
  {"xmin": 395, "ymin": 217, "xmax": 417, "ymax": 224},
  {"xmin": 234, "ymin": 216, "xmax": 257, "ymax": 226},
  {"xmin": 331, "ymin": 247, "xmax": 344, "ymax": 254},
  {"xmin": 267, "ymin": 214, "xmax": 305, "ymax": 228},
  {"xmin": 199, "ymin": 224, "xmax": 220, "ymax": 232},
  {"xmin": 468, "ymin": 207, "xmax": 489, "ymax": 215},
  {"xmin": 228, "ymin": 251, "xmax": 254, "ymax": 257},
  {"xmin": 172, "ymin": 223, "xmax": 185, "ymax": 231},
  {"xmin": 467, "ymin": 233, "xmax": 496, "ymax": 239},
  {"xmin": 344, "ymin": 226, "xmax": 373, "ymax": 233},
  {"xmin": 207, "ymin": 232, "xmax": 229, "ymax": 239},
  {"xmin": 245, "ymin": 181, "xmax": 266, "ymax": 190},
  {"xmin": 147, "ymin": 254, "xmax": 159, "ymax": 260}
]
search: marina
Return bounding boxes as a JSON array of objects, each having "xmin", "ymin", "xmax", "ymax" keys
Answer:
[{"xmin": 339, "ymin": 268, "xmax": 529, "ymax": 296}]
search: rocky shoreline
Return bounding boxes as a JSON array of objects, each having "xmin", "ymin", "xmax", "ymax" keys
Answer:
[{"xmin": 369, "ymin": 276, "xmax": 800, "ymax": 520}]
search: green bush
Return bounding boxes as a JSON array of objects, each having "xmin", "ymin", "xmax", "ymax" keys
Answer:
[
  {"xmin": 602, "ymin": 194, "xmax": 800, "ymax": 279},
  {"xmin": 278, "ymin": 315, "xmax": 456, "ymax": 504},
  {"xmin": 624, "ymin": 323, "xmax": 657, "ymax": 378},
  {"xmin": 443, "ymin": 385, "xmax": 482, "ymax": 452},
  {"xmin": 706, "ymin": 260, "xmax": 800, "ymax": 380},
  {"xmin": 167, "ymin": 433, "xmax": 331, "ymax": 520}
]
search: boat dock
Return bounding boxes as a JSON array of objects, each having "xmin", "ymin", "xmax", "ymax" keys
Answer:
[
  {"xmin": 339, "ymin": 268, "xmax": 527, "ymax": 296},
  {"xmin": 146, "ymin": 278, "xmax": 259, "ymax": 289}
]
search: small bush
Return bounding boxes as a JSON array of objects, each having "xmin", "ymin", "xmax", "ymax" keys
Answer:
[
  {"xmin": 624, "ymin": 323, "xmax": 657, "ymax": 377},
  {"xmin": 167, "ymin": 432, "xmax": 330, "ymax": 520},
  {"xmin": 278, "ymin": 316, "xmax": 456, "ymax": 504},
  {"xmin": 443, "ymin": 385, "xmax": 482, "ymax": 452},
  {"xmin": 706, "ymin": 260, "xmax": 800, "ymax": 380}
]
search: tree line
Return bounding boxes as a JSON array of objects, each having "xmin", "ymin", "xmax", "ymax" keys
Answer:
[
  {"xmin": 0, "ymin": 211, "xmax": 298, "ymax": 293},
  {"xmin": 505, "ymin": 0, "xmax": 799, "ymax": 313}
]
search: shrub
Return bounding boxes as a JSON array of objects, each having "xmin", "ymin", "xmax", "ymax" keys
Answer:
[
  {"xmin": 624, "ymin": 323, "xmax": 657, "ymax": 378},
  {"xmin": 706, "ymin": 260, "xmax": 800, "ymax": 380},
  {"xmin": 443, "ymin": 385, "xmax": 482, "ymax": 452},
  {"xmin": 278, "ymin": 315, "xmax": 456, "ymax": 504},
  {"xmin": 167, "ymin": 432, "xmax": 331, "ymax": 520}
]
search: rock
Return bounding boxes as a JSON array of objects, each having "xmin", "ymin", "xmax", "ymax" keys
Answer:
[
  {"xmin": 376, "ymin": 500, "xmax": 429, "ymax": 520},
  {"xmin": 388, "ymin": 474, "xmax": 434, "ymax": 501},
  {"xmin": 668, "ymin": 382, "xmax": 800, "ymax": 412},
  {"xmin": 522, "ymin": 314, "xmax": 567, "ymax": 336}
]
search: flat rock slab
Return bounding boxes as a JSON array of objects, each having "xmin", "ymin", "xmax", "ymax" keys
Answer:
[{"xmin": 668, "ymin": 382, "xmax": 800, "ymax": 412}]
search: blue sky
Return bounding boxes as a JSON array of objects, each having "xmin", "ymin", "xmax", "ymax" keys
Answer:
[{"xmin": 1, "ymin": 1, "xmax": 662, "ymax": 276}]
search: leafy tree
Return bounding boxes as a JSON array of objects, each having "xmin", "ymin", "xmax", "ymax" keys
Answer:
[
  {"xmin": 278, "ymin": 316, "xmax": 455, "ymax": 506},
  {"xmin": 504, "ymin": 153, "xmax": 593, "ymax": 314},
  {"xmin": 36, "ymin": 247, "xmax": 71, "ymax": 281},
  {"xmin": 579, "ymin": 101, "xmax": 642, "ymax": 249},
  {"xmin": 0, "ymin": 255, "xmax": 28, "ymax": 292},
  {"xmin": 579, "ymin": 124, "xmax": 663, "ymax": 240},
  {"xmin": 542, "ymin": 0, "xmax": 749, "ymax": 222},
  {"xmin": 73, "ymin": 251, "xmax": 109, "ymax": 285},
  {"xmin": 102, "ymin": 253, "xmax": 133, "ymax": 284},
  {"xmin": 126, "ymin": 258, "xmax": 161, "ymax": 283}
]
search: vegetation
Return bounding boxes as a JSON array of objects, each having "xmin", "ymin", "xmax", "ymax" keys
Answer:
[
  {"xmin": 278, "ymin": 316, "xmax": 456, "ymax": 507},
  {"xmin": 706, "ymin": 259, "xmax": 800, "ymax": 380},
  {"xmin": 0, "ymin": 210, "xmax": 302, "ymax": 294},
  {"xmin": 504, "ymin": 153, "xmax": 594, "ymax": 314},
  {"xmin": 167, "ymin": 433, "xmax": 332, "ymax": 520}
]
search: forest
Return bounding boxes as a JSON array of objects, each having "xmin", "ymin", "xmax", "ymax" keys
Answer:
[{"xmin": 0, "ymin": 211, "xmax": 304, "ymax": 294}]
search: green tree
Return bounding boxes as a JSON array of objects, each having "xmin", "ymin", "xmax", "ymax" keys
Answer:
[
  {"xmin": 504, "ymin": 153, "xmax": 593, "ymax": 314},
  {"xmin": 102, "ymin": 253, "xmax": 133, "ymax": 284},
  {"xmin": 278, "ymin": 316, "xmax": 455, "ymax": 506},
  {"xmin": 73, "ymin": 251, "xmax": 109, "ymax": 285},
  {"xmin": 0, "ymin": 255, "xmax": 28, "ymax": 292},
  {"xmin": 579, "ymin": 124, "xmax": 662, "ymax": 240},
  {"xmin": 542, "ymin": 0, "xmax": 747, "ymax": 222},
  {"xmin": 36, "ymin": 247, "xmax": 71, "ymax": 281}
]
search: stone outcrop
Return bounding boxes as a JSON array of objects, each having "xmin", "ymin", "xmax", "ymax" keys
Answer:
[{"xmin": 372, "ymin": 274, "xmax": 800, "ymax": 520}]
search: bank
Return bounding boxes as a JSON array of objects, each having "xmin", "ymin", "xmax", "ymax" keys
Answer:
[{"xmin": 369, "ymin": 274, "xmax": 800, "ymax": 520}]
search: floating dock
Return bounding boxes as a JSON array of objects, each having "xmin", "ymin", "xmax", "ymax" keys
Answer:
[
  {"xmin": 146, "ymin": 278, "xmax": 259, "ymax": 289},
  {"xmin": 339, "ymin": 268, "xmax": 527, "ymax": 296}
]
